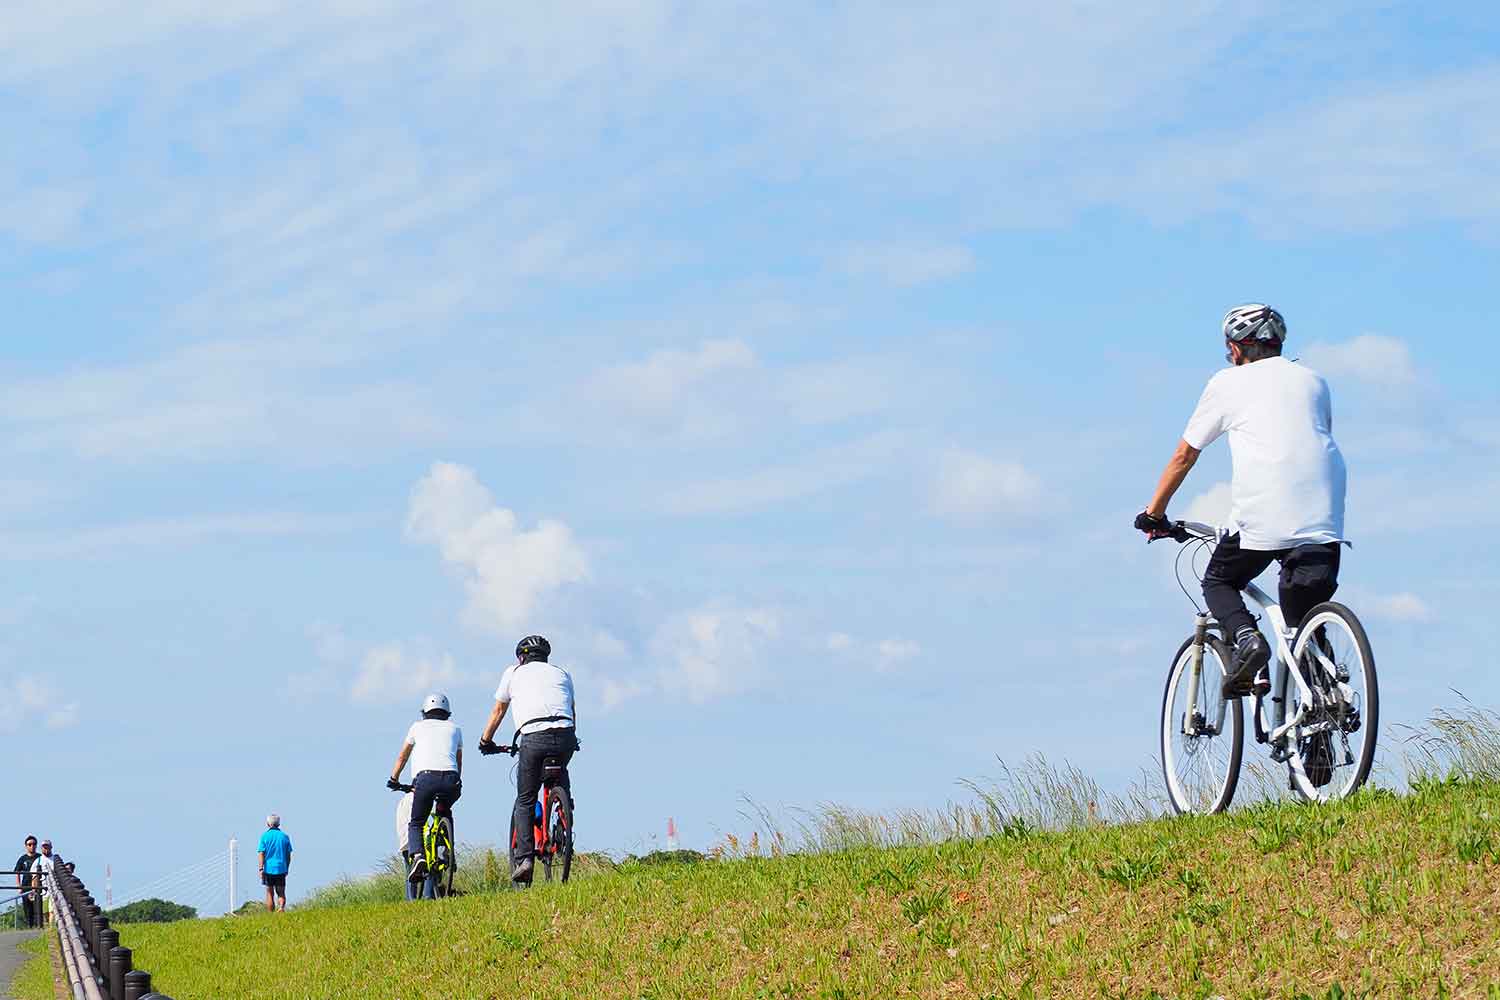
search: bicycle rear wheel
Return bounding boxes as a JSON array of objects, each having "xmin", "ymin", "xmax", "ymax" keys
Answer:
[
  {"xmin": 1287, "ymin": 602, "xmax": 1378, "ymax": 802},
  {"xmin": 434, "ymin": 815, "xmax": 455, "ymax": 897},
  {"xmin": 541, "ymin": 785, "xmax": 575, "ymax": 883},
  {"xmin": 1160, "ymin": 633, "xmax": 1244, "ymax": 814}
]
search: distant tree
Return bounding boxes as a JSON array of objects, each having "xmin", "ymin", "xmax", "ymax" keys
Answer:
[{"xmin": 105, "ymin": 898, "xmax": 197, "ymax": 924}]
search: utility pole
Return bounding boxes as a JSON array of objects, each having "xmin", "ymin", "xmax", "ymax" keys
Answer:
[
  {"xmin": 228, "ymin": 837, "xmax": 238, "ymax": 914},
  {"xmin": 666, "ymin": 817, "xmax": 679, "ymax": 851}
]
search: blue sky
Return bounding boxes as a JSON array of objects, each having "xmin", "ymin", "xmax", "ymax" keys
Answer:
[{"xmin": 4, "ymin": 3, "xmax": 1499, "ymax": 910}]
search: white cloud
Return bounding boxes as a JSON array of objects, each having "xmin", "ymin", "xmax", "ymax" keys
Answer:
[
  {"xmin": 1366, "ymin": 592, "xmax": 1434, "ymax": 625},
  {"xmin": 651, "ymin": 606, "xmax": 780, "ymax": 703},
  {"xmin": 406, "ymin": 462, "xmax": 589, "ymax": 633},
  {"xmin": 931, "ymin": 448, "xmax": 1042, "ymax": 518},
  {"xmin": 826, "ymin": 632, "xmax": 853, "ymax": 652},
  {"xmin": 1300, "ymin": 335, "xmax": 1418, "ymax": 388},
  {"xmin": 350, "ymin": 642, "xmax": 460, "ymax": 705},
  {"xmin": 1183, "ymin": 481, "xmax": 1233, "ymax": 527},
  {"xmin": 0, "ymin": 675, "xmax": 79, "ymax": 732},
  {"xmin": 875, "ymin": 638, "xmax": 922, "ymax": 672},
  {"xmin": 836, "ymin": 241, "xmax": 974, "ymax": 287}
]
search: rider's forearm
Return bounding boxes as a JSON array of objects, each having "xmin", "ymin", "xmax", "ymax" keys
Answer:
[
  {"xmin": 391, "ymin": 744, "xmax": 412, "ymax": 782},
  {"xmin": 480, "ymin": 701, "xmax": 507, "ymax": 743},
  {"xmin": 1146, "ymin": 440, "xmax": 1201, "ymax": 517}
]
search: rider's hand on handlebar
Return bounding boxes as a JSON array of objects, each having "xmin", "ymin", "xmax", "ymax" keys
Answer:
[
  {"xmin": 477, "ymin": 738, "xmax": 501, "ymax": 756},
  {"xmin": 386, "ymin": 777, "xmax": 403, "ymax": 791},
  {"xmin": 1134, "ymin": 510, "xmax": 1174, "ymax": 540}
]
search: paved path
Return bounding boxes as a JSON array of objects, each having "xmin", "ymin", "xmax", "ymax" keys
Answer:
[{"xmin": 0, "ymin": 929, "xmax": 41, "ymax": 999}]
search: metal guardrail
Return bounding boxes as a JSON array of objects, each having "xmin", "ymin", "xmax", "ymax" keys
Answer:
[{"xmin": 6, "ymin": 866, "xmax": 176, "ymax": 1000}]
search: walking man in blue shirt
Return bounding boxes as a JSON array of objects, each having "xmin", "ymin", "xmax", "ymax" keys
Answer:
[{"xmin": 257, "ymin": 814, "xmax": 293, "ymax": 912}]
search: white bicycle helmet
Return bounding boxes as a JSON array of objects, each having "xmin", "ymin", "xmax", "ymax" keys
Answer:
[
  {"xmin": 1222, "ymin": 303, "xmax": 1286, "ymax": 344},
  {"xmin": 421, "ymin": 692, "xmax": 451, "ymax": 715}
]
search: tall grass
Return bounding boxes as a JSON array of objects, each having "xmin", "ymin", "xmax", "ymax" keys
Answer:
[
  {"xmin": 298, "ymin": 843, "xmax": 617, "ymax": 909},
  {"xmin": 1398, "ymin": 696, "xmax": 1500, "ymax": 783},
  {"xmin": 716, "ymin": 699, "xmax": 1500, "ymax": 859}
]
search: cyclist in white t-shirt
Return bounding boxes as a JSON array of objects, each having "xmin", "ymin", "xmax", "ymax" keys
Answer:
[
  {"xmin": 478, "ymin": 634, "xmax": 577, "ymax": 885},
  {"xmin": 387, "ymin": 692, "xmax": 462, "ymax": 883},
  {"xmin": 1137, "ymin": 304, "xmax": 1348, "ymax": 698}
]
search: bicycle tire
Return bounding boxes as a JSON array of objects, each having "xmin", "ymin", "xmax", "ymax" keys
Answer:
[
  {"xmin": 1287, "ymin": 602, "xmax": 1378, "ymax": 803},
  {"xmin": 436, "ymin": 815, "xmax": 455, "ymax": 898},
  {"xmin": 1160, "ymin": 633, "xmax": 1244, "ymax": 815},
  {"xmin": 546, "ymin": 785, "xmax": 574, "ymax": 883}
]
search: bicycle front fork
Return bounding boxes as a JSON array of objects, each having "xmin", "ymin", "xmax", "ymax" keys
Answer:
[{"xmin": 1183, "ymin": 613, "xmax": 1209, "ymax": 735}]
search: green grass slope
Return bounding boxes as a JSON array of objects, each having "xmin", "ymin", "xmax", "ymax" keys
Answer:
[{"xmin": 105, "ymin": 778, "xmax": 1500, "ymax": 1000}]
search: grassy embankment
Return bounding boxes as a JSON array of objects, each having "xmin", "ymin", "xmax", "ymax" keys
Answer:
[{"xmin": 14, "ymin": 707, "xmax": 1500, "ymax": 999}]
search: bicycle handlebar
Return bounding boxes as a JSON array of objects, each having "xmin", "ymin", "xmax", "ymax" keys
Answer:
[
  {"xmin": 478, "ymin": 740, "xmax": 517, "ymax": 757},
  {"xmin": 1135, "ymin": 514, "xmax": 1222, "ymax": 545},
  {"xmin": 388, "ymin": 781, "xmax": 414, "ymax": 793}
]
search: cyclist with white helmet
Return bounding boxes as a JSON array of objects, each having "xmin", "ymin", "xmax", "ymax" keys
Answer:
[
  {"xmin": 478, "ymin": 635, "xmax": 578, "ymax": 885},
  {"xmin": 388, "ymin": 692, "xmax": 463, "ymax": 883},
  {"xmin": 1137, "ymin": 304, "xmax": 1348, "ymax": 698}
]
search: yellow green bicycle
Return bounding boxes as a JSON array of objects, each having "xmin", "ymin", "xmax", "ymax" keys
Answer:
[{"xmin": 391, "ymin": 782, "xmax": 457, "ymax": 899}]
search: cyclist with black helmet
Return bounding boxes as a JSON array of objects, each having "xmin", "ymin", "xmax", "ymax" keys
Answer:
[
  {"xmin": 478, "ymin": 635, "xmax": 578, "ymax": 884},
  {"xmin": 388, "ymin": 692, "xmax": 463, "ymax": 883},
  {"xmin": 1137, "ymin": 304, "xmax": 1348, "ymax": 699}
]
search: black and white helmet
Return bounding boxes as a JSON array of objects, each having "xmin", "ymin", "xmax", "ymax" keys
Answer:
[
  {"xmin": 421, "ymin": 692, "xmax": 450, "ymax": 716},
  {"xmin": 1222, "ymin": 304, "xmax": 1286, "ymax": 344},
  {"xmin": 516, "ymin": 635, "xmax": 551, "ymax": 663}
]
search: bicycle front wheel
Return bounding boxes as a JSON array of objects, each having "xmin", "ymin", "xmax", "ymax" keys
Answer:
[
  {"xmin": 541, "ymin": 786, "xmax": 575, "ymax": 883},
  {"xmin": 1287, "ymin": 602, "xmax": 1378, "ymax": 803},
  {"xmin": 1160, "ymin": 633, "xmax": 1244, "ymax": 815}
]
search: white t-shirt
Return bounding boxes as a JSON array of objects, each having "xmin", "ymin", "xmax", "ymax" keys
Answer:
[
  {"xmin": 1183, "ymin": 356, "xmax": 1347, "ymax": 551},
  {"xmin": 395, "ymin": 792, "xmax": 414, "ymax": 853},
  {"xmin": 495, "ymin": 661, "xmax": 576, "ymax": 736},
  {"xmin": 32, "ymin": 853, "xmax": 56, "ymax": 899},
  {"xmin": 403, "ymin": 718, "xmax": 462, "ymax": 774}
]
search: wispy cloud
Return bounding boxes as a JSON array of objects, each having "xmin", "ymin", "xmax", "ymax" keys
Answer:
[
  {"xmin": 0, "ymin": 675, "xmax": 79, "ymax": 732},
  {"xmin": 1365, "ymin": 592, "xmax": 1434, "ymax": 624},
  {"xmin": 650, "ymin": 605, "xmax": 781, "ymax": 703},
  {"xmin": 835, "ymin": 241, "xmax": 974, "ymax": 287},
  {"xmin": 0, "ymin": 512, "xmax": 348, "ymax": 560},
  {"xmin": 663, "ymin": 432, "xmax": 906, "ymax": 515},
  {"xmin": 931, "ymin": 448, "xmax": 1042, "ymax": 519},
  {"xmin": 351, "ymin": 642, "xmax": 461, "ymax": 705},
  {"xmin": 1301, "ymin": 335, "xmax": 1419, "ymax": 388}
]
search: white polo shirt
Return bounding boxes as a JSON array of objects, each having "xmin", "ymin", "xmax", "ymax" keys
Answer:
[
  {"xmin": 495, "ymin": 661, "xmax": 576, "ymax": 736},
  {"xmin": 1183, "ymin": 356, "xmax": 1347, "ymax": 551},
  {"xmin": 403, "ymin": 718, "xmax": 462, "ymax": 774}
]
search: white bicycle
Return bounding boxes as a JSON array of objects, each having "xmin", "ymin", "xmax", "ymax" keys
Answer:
[{"xmin": 1155, "ymin": 520, "xmax": 1378, "ymax": 814}]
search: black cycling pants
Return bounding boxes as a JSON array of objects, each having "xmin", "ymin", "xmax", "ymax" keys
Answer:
[
  {"xmin": 408, "ymin": 770, "xmax": 461, "ymax": 858},
  {"xmin": 512, "ymin": 728, "xmax": 577, "ymax": 862},
  {"xmin": 1202, "ymin": 535, "xmax": 1341, "ymax": 641}
]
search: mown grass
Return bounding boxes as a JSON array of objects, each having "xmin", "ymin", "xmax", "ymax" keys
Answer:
[
  {"xmin": 9, "ymin": 932, "xmax": 58, "ymax": 1000},
  {"xmin": 96, "ymin": 777, "xmax": 1500, "ymax": 999},
  {"xmin": 20, "ymin": 704, "xmax": 1500, "ymax": 999}
]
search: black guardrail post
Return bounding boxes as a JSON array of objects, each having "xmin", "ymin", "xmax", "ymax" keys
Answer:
[
  {"xmin": 98, "ymin": 927, "xmax": 119, "ymax": 984},
  {"xmin": 91, "ymin": 914, "xmax": 110, "ymax": 966},
  {"xmin": 123, "ymin": 970, "xmax": 152, "ymax": 1000},
  {"xmin": 109, "ymin": 946, "xmax": 132, "ymax": 1000}
]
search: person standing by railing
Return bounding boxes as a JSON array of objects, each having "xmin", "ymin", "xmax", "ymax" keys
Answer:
[
  {"xmin": 31, "ymin": 839, "xmax": 56, "ymax": 926},
  {"xmin": 12, "ymin": 835, "xmax": 38, "ymax": 928}
]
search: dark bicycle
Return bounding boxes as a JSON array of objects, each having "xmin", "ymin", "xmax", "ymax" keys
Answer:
[{"xmin": 481, "ymin": 742, "xmax": 576, "ymax": 884}]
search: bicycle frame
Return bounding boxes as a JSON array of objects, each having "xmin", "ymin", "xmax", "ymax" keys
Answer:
[{"xmin": 1177, "ymin": 522, "xmax": 1317, "ymax": 751}]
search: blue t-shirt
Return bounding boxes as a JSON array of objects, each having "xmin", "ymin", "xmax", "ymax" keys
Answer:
[{"xmin": 258, "ymin": 829, "xmax": 293, "ymax": 875}]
